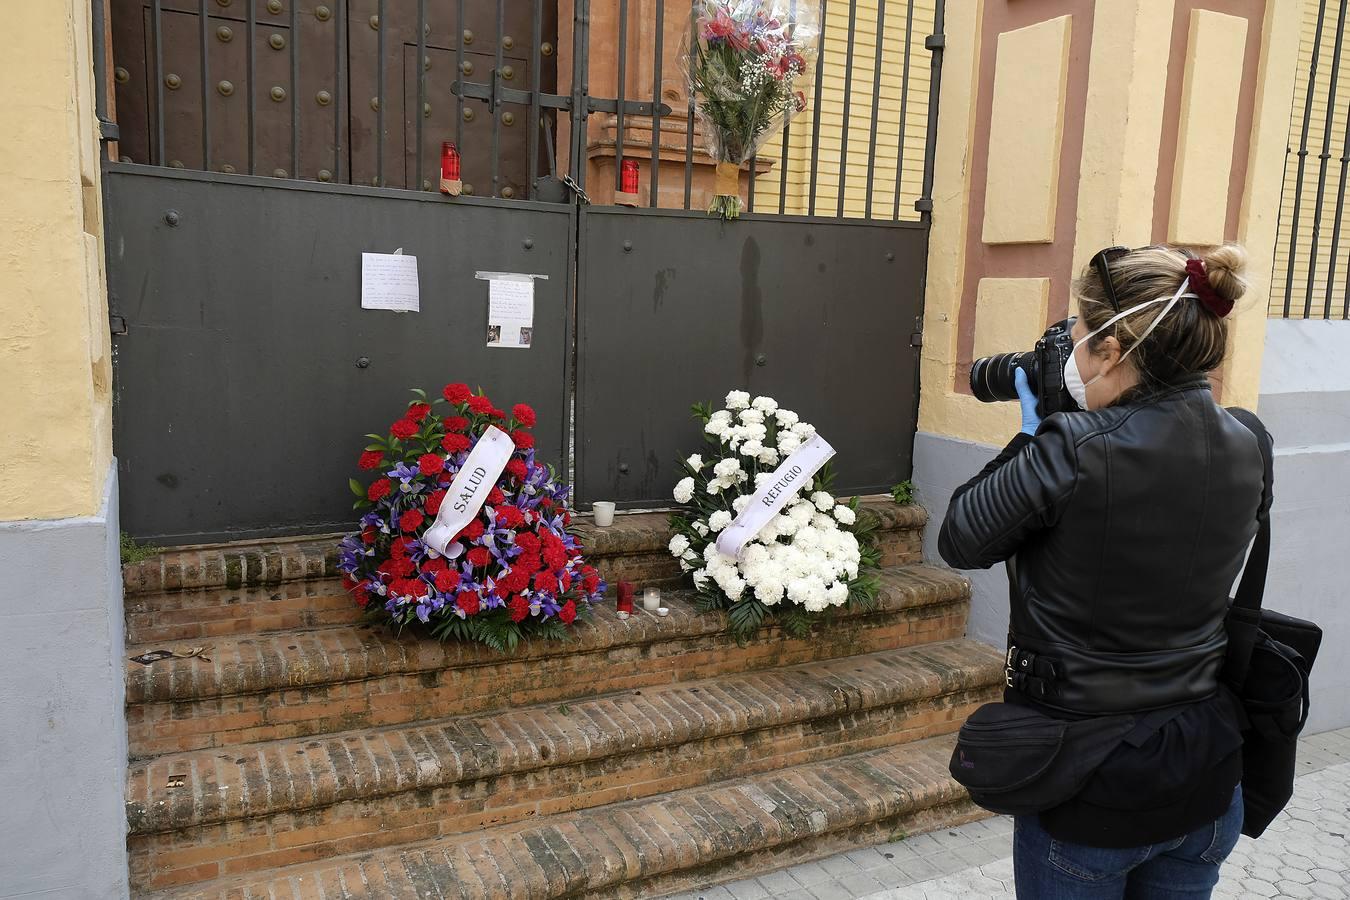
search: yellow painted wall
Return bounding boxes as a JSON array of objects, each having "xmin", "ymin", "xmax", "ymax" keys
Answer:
[
  {"xmin": 1270, "ymin": 0, "xmax": 1350, "ymax": 317},
  {"xmin": 753, "ymin": 0, "xmax": 936, "ymax": 218},
  {"xmin": 0, "ymin": 0, "xmax": 114, "ymax": 520}
]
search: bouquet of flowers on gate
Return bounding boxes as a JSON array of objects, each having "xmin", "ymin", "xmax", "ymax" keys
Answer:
[
  {"xmin": 337, "ymin": 383, "xmax": 605, "ymax": 652},
  {"xmin": 668, "ymin": 391, "xmax": 880, "ymax": 641},
  {"xmin": 682, "ymin": 0, "xmax": 818, "ymax": 218}
]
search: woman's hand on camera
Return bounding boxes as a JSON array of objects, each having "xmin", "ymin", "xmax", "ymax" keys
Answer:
[{"xmin": 1015, "ymin": 367, "xmax": 1041, "ymax": 435}]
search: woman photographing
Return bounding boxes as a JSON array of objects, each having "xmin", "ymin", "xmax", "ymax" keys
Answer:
[{"xmin": 939, "ymin": 244, "xmax": 1265, "ymax": 899}]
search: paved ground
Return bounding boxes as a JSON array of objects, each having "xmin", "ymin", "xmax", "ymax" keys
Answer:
[{"xmin": 665, "ymin": 727, "xmax": 1350, "ymax": 900}]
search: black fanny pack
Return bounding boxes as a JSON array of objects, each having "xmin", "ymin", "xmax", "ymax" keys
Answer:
[{"xmin": 950, "ymin": 700, "xmax": 1185, "ymax": 816}]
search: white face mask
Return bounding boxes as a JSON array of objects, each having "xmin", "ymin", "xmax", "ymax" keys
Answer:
[{"xmin": 1064, "ymin": 278, "xmax": 1196, "ymax": 411}]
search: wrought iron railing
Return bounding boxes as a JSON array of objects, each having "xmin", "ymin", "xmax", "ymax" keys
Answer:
[{"xmin": 94, "ymin": 0, "xmax": 943, "ymax": 220}]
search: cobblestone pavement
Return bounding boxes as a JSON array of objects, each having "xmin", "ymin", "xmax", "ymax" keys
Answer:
[{"xmin": 664, "ymin": 727, "xmax": 1350, "ymax": 900}]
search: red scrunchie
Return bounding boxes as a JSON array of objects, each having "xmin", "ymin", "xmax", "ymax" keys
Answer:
[{"xmin": 1185, "ymin": 258, "xmax": 1233, "ymax": 318}]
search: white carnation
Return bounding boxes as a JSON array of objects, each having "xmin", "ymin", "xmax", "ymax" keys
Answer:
[
  {"xmin": 705, "ymin": 418, "xmax": 729, "ymax": 437},
  {"xmin": 754, "ymin": 472, "xmax": 775, "ymax": 488},
  {"xmin": 790, "ymin": 501, "xmax": 815, "ymax": 524},
  {"xmin": 673, "ymin": 477, "xmax": 696, "ymax": 504},
  {"xmin": 793, "ymin": 422, "xmax": 817, "ymax": 439},
  {"xmin": 739, "ymin": 408, "xmax": 765, "ymax": 425},
  {"xmin": 740, "ymin": 439, "xmax": 764, "ymax": 458},
  {"xmin": 709, "ymin": 510, "xmax": 733, "ymax": 532},
  {"xmin": 725, "ymin": 390, "xmax": 751, "ymax": 410},
  {"xmin": 811, "ymin": 513, "xmax": 835, "ymax": 532},
  {"xmin": 752, "ymin": 396, "xmax": 779, "ymax": 413},
  {"xmin": 812, "ymin": 491, "xmax": 834, "ymax": 512},
  {"xmin": 833, "ymin": 505, "xmax": 857, "ymax": 525},
  {"xmin": 758, "ymin": 447, "xmax": 780, "ymax": 466},
  {"xmin": 669, "ymin": 534, "xmax": 691, "ymax": 557},
  {"xmin": 679, "ymin": 559, "xmax": 693, "ymax": 572},
  {"xmin": 686, "ymin": 454, "xmax": 704, "ymax": 470},
  {"xmin": 775, "ymin": 409, "xmax": 800, "ymax": 428},
  {"xmin": 778, "ymin": 433, "xmax": 802, "ymax": 455},
  {"xmin": 692, "ymin": 568, "xmax": 709, "ymax": 590},
  {"xmin": 826, "ymin": 582, "xmax": 850, "ymax": 606},
  {"xmin": 693, "ymin": 521, "xmax": 709, "ymax": 537},
  {"xmin": 713, "ymin": 457, "xmax": 743, "ymax": 480},
  {"xmin": 732, "ymin": 495, "xmax": 752, "ymax": 515}
]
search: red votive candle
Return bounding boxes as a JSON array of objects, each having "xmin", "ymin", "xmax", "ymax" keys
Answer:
[
  {"xmin": 616, "ymin": 581, "xmax": 635, "ymax": 614},
  {"xmin": 439, "ymin": 142, "xmax": 462, "ymax": 195},
  {"xmin": 620, "ymin": 158, "xmax": 639, "ymax": 195}
]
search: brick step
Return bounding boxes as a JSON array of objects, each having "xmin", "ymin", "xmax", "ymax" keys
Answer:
[
  {"xmin": 127, "ymin": 639, "xmax": 1003, "ymax": 892},
  {"xmin": 122, "ymin": 498, "xmax": 925, "ymax": 645},
  {"xmin": 126, "ymin": 564, "xmax": 970, "ymax": 757},
  {"xmin": 147, "ymin": 734, "xmax": 982, "ymax": 899}
]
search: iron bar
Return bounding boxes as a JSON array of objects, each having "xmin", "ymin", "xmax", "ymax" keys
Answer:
[
  {"xmin": 291, "ymin": 0, "xmax": 301, "ymax": 178},
  {"xmin": 456, "ymin": 0, "xmax": 466, "ymax": 153},
  {"xmin": 376, "ymin": 0, "xmax": 386, "ymax": 186},
  {"xmin": 649, "ymin": 0, "xmax": 665, "ymax": 206},
  {"xmin": 91, "ymin": 0, "xmax": 111, "ymax": 160},
  {"xmin": 1329, "ymin": 75, "xmax": 1350, "ymax": 318},
  {"xmin": 153, "ymin": 0, "xmax": 165, "ymax": 165},
  {"xmin": 417, "ymin": 0, "xmax": 427, "ymax": 189},
  {"xmin": 864, "ymin": 0, "xmax": 886, "ymax": 218},
  {"xmin": 247, "ymin": 0, "xmax": 256, "ymax": 174},
  {"xmin": 200, "ymin": 0, "xmax": 211, "ymax": 169},
  {"xmin": 1286, "ymin": 0, "xmax": 1330, "ymax": 317},
  {"xmin": 492, "ymin": 0, "xmax": 505, "ymax": 195},
  {"xmin": 684, "ymin": 0, "xmax": 696, "ymax": 208},
  {"xmin": 807, "ymin": 0, "xmax": 828, "ymax": 216},
  {"xmin": 916, "ymin": 0, "xmax": 945, "ymax": 220},
  {"xmin": 779, "ymin": 0, "xmax": 798, "ymax": 214},
  {"xmin": 528, "ymin": 0, "xmax": 544, "ymax": 198},
  {"xmin": 1309, "ymin": 0, "xmax": 1348, "ymax": 317},
  {"xmin": 577, "ymin": 0, "xmax": 593, "ymax": 191},
  {"xmin": 836, "ymin": 0, "xmax": 858, "ymax": 217},
  {"xmin": 615, "ymin": 0, "xmax": 629, "ymax": 193},
  {"xmin": 892, "ymin": 0, "xmax": 915, "ymax": 219},
  {"xmin": 335, "ymin": 0, "xmax": 346, "ymax": 183},
  {"xmin": 747, "ymin": 156, "xmax": 756, "ymax": 211}
]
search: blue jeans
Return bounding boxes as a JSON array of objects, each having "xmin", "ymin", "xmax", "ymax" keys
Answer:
[{"xmin": 1013, "ymin": 786, "xmax": 1244, "ymax": 899}]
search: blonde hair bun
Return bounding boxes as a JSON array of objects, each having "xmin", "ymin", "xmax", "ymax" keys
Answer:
[{"xmin": 1200, "ymin": 243, "xmax": 1248, "ymax": 304}]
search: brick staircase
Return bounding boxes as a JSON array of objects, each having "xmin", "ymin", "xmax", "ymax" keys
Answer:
[{"xmin": 122, "ymin": 501, "xmax": 1002, "ymax": 898}]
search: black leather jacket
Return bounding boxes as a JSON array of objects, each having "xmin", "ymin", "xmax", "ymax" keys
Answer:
[{"xmin": 939, "ymin": 378, "xmax": 1265, "ymax": 715}]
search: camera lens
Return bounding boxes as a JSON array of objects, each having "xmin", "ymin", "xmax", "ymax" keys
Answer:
[{"xmin": 970, "ymin": 352, "xmax": 1029, "ymax": 403}]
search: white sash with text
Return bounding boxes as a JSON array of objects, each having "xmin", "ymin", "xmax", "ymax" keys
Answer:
[
  {"xmin": 714, "ymin": 433, "xmax": 836, "ymax": 559},
  {"xmin": 422, "ymin": 425, "xmax": 515, "ymax": 555}
]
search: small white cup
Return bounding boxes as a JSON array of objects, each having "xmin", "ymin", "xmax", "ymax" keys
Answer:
[
  {"xmin": 656, "ymin": 606, "xmax": 670, "ymax": 617},
  {"xmin": 643, "ymin": 587, "xmax": 661, "ymax": 612},
  {"xmin": 592, "ymin": 501, "xmax": 616, "ymax": 527}
]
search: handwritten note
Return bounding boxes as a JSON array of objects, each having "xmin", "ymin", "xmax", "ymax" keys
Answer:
[
  {"xmin": 361, "ymin": 251, "xmax": 420, "ymax": 312},
  {"xmin": 486, "ymin": 277, "xmax": 535, "ymax": 348}
]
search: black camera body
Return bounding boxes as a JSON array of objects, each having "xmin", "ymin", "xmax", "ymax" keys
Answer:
[{"xmin": 970, "ymin": 318, "xmax": 1078, "ymax": 418}]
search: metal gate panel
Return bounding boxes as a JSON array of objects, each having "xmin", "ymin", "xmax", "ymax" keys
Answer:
[
  {"xmin": 575, "ymin": 208, "xmax": 926, "ymax": 506},
  {"xmin": 107, "ymin": 166, "xmax": 572, "ymax": 543}
]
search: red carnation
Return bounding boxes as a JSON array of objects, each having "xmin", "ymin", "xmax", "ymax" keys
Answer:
[
  {"xmin": 505, "ymin": 459, "xmax": 528, "ymax": 482},
  {"xmin": 442, "ymin": 433, "xmax": 471, "ymax": 454},
  {"xmin": 501, "ymin": 568, "xmax": 531, "ymax": 593},
  {"xmin": 435, "ymin": 569, "xmax": 461, "ymax": 592},
  {"xmin": 533, "ymin": 571, "xmax": 559, "ymax": 594},
  {"xmin": 583, "ymin": 574, "xmax": 600, "ymax": 594},
  {"xmin": 558, "ymin": 599, "xmax": 578, "ymax": 625},
  {"xmin": 487, "ymin": 486, "xmax": 506, "ymax": 505},
  {"xmin": 512, "ymin": 404, "xmax": 537, "ymax": 427},
  {"xmin": 408, "ymin": 578, "xmax": 429, "ymax": 598},
  {"xmin": 492, "ymin": 579, "xmax": 513, "ymax": 599},
  {"xmin": 418, "ymin": 453, "xmax": 446, "ymax": 476},
  {"xmin": 544, "ymin": 547, "xmax": 567, "ymax": 572},
  {"xmin": 354, "ymin": 586, "xmax": 370, "ymax": 608},
  {"xmin": 456, "ymin": 590, "xmax": 481, "ymax": 615},
  {"xmin": 508, "ymin": 594, "xmax": 530, "ymax": 623},
  {"xmin": 467, "ymin": 395, "xmax": 493, "ymax": 414},
  {"xmin": 361, "ymin": 526, "xmax": 377, "ymax": 545},
  {"xmin": 367, "ymin": 478, "xmax": 392, "ymax": 501},
  {"xmin": 422, "ymin": 556, "xmax": 447, "ymax": 574},
  {"xmin": 459, "ymin": 519, "xmax": 486, "ymax": 542},
  {"xmin": 489, "ymin": 408, "xmax": 507, "ymax": 420},
  {"xmin": 511, "ymin": 430, "xmax": 535, "ymax": 450},
  {"xmin": 358, "ymin": 450, "xmax": 385, "ymax": 470},
  {"xmin": 390, "ymin": 417, "xmax": 419, "ymax": 440},
  {"xmin": 497, "ymin": 506, "xmax": 525, "ymax": 529},
  {"xmin": 392, "ymin": 556, "xmax": 416, "ymax": 577},
  {"xmin": 407, "ymin": 402, "xmax": 431, "ymax": 422},
  {"xmin": 559, "ymin": 571, "xmax": 572, "ymax": 592},
  {"xmin": 515, "ymin": 532, "xmax": 541, "ymax": 553},
  {"xmin": 390, "ymin": 536, "xmax": 411, "ymax": 557},
  {"xmin": 443, "ymin": 383, "xmax": 472, "ymax": 404},
  {"xmin": 425, "ymin": 488, "xmax": 447, "ymax": 515},
  {"xmin": 514, "ymin": 553, "xmax": 542, "ymax": 573},
  {"xmin": 399, "ymin": 509, "xmax": 425, "ymax": 532},
  {"xmin": 466, "ymin": 547, "xmax": 491, "ymax": 567},
  {"xmin": 443, "ymin": 416, "xmax": 469, "ymax": 432}
]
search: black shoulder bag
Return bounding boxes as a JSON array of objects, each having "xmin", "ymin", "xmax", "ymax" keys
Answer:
[{"xmin": 1223, "ymin": 408, "xmax": 1322, "ymax": 838}]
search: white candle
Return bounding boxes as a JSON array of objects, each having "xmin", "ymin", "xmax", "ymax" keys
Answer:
[
  {"xmin": 592, "ymin": 501, "xmax": 615, "ymax": 527},
  {"xmin": 643, "ymin": 587, "xmax": 661, "ymax": 611}
]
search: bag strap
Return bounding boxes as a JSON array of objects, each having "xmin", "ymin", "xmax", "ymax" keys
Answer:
[{"xmin": 1226, "ymin": 407, "xmax": 1274, "ymax": 613}]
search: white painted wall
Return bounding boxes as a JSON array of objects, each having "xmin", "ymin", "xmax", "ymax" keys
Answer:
[{"xmin": 0, "ymin": 467, "xmax": 129, "ymax": 899}]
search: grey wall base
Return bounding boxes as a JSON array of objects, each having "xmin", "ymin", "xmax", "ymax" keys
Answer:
[
  {"xmin": 0, "ymin": 466, "xmax": 129, "ymax": 900},
  {"xmin": 912, "ymin": 431, "xmax": 1008, "ymax": 648},
  {"xmin": 1259, "ymin": 319, "xmax": 1350, "ymax": 734}
]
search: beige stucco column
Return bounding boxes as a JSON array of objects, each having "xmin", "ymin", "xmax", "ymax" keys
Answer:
[
  {"xmin": 918, "ymin": 0, "xmax": 1304, "ymax": 448},
  {"xmin": 0, "ymin": 0, "xmax": 115, "ymax": 521}
]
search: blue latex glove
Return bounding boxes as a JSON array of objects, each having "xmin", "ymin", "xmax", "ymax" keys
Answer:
[{"xmin": 1015, "ymin": 367, "xmax": 1041, "ymax": 436}]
